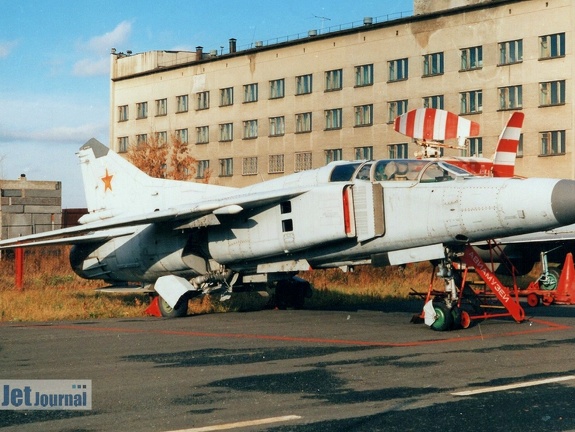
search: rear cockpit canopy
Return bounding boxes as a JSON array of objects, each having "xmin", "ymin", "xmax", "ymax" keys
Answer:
[{"xmin": 328, "ymin": 159, "xmax": 472, "ymax": 183}]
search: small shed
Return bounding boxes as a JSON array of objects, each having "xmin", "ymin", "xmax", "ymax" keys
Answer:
[{"xmin": 0, "ymin": 174, "xmax": 62, "ymax": 239}]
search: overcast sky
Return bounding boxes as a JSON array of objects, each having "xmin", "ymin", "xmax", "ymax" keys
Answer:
[{"xmin": 0, "ymin": 0, "xmax": 413, "ymax": 208}]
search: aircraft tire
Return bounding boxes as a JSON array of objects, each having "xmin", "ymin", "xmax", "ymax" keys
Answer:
[
  {"xmin": 541, "ymin": 269, "xmax": 560, "ymax": 291},
  {"xmin": 450, "ymin": 306, "xmax": 462, "ymax": 330},
  {"xmin": 158, "ymin": 295, "xmax": 189, "ymax": 318},
  {"xmin": 430, "ymin": 302, "xmax": 453, "ymax": 331}
]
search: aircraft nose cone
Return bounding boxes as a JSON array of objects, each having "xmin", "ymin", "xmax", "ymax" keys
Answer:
[{"xmin": 551, "ymin": 179, "xmax": 575, "ymax": 225}]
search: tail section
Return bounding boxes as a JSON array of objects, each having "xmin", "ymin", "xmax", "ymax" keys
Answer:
[
  {"xmin": 78, "ymin": 139, "xmax": 231, "ymax": 223},
  {"xmin": 492, "ymin": 112, "xmax": 524, "ymax": 177}
]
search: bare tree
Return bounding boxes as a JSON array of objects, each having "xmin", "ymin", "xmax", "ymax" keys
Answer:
[
  {"xmin": 126, "ymin": 134, "xmax": 169, "ymax": 178},
  {"xmin": 126, "ymin": 134, "xmax": 211, "ymax": 183},
  {"xmin": 169, "ymin": 134, "xmax": 196, "ymax": 181}
]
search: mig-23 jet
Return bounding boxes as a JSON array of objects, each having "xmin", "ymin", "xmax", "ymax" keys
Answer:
[{"xmin": 1, "ymin": 121, "xmax": 575, "ymax": 319}]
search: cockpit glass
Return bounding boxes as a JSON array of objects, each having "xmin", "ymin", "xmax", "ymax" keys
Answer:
[
  {"xmin": 373, "ymin": 160, "xmax": 426, "ymax": 181},
  {"xmin": 329, "ymin": 163, "xmax": 361, "ymax": 182}
]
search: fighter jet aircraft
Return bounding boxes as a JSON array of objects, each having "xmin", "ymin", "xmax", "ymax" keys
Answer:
[{"xmin": 2, "ymin": 136, "xmax": 575, "ymax": 318}]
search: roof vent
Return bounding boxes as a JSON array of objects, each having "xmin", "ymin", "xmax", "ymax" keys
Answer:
[
  {"xmin": 308, "ymin": 29, "xmax": 317, "ymax": 37},
  {"xmin": 363, "ymin": 16, "xmax": 373, "ymax": 25}
]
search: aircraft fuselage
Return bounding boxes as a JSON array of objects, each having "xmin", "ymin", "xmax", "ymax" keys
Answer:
[{"xmin": 70, "ymin": 159, "xmax": 575, "ymax": 285}]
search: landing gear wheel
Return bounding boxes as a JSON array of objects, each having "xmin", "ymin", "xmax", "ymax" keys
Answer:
[
  {"xmin": 527, "ymin": 293, "xmax": 540, "ymax": 307},
  {"xmin": 430, "ymin": 302, "xmax": 453, "ymax": 331},
  {"xmin": 158, "ymin": 296, "xmax": 189, "ymax": 318},
  {"xmin": 541, "ymin": 269, "xmax": 560, "ymax": 291}
]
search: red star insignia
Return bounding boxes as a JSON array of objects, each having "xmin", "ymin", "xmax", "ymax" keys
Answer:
[{"xmin": 101, "ymin": 169, "xmax": 113, "ymax": 192}]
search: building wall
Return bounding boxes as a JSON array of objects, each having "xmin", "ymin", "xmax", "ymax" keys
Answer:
[
  {"xmin": 0, "ymin": 176, "xmax": 62, "ymax": 239},
  {"xmin": 110, "ymin": 0, "xmax": 573, "ymax": 186}
]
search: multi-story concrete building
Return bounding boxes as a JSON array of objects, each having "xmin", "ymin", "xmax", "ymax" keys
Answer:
[{"xmin": 110, "ymin": 0, "xmax": 573, "ymax": 187}]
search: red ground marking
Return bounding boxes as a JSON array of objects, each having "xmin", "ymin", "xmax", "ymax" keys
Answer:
[{"xmin": 4, "ymin": 318, "xmax": 570, "ymax": 348}]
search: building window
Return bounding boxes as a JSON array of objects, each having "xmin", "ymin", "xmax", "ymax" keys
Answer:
[
  {"xmin": 136, "ymin": 134, "xmax": 148, "ymax": 145},
  {"xmin": 460, "ymin": 90, "xmax": 482, "ymax": 114},
  {"xmin": 423, "ymin": 52, "xmax": 444, "ymax": 76},
  {"xmin": 219, "ymin": 123, "xmax": 233, "ymax": 142},
  {"xmin": 499, "ymin": 85, "xmax": 523, "ymax": 110},
  {"xmin": 325, "ymin": 148, "xmax": 342, "ymax": 164},
  {"xmin": 269, "ymin": 116, "xmax": 285, "ymax": 137},
  {"xmin": 540, "ymin": 131, "xmax": 565, "ymax": 155},
  {"xmin": 423, "ymin": 95, "xmax": 444, "ymax": 109},
  {"xmin": 468, "ymin": 138, "xmax": 483, "ymax": 157},
  {"xmin": 296, "ymin": 74, "xmax": 313, "ymax": 95},
  {"xmin": 355, "ymin": 64, "xmax": 374, "ymax": 87},
  {"xmin": 156, "ymin": 131, "xmax": 167, "ymax": 146},
  {"xmin": 295, "ymin": 152, "xmax": 312, "ymax": 172},
  {"xmin": 325, "ymin": 108, "xmax": 342, "ymax": 130},
  {"xmin": 388, "ymin": 100, "xmax": 408, "ymax": 123},
  {"xmin": 388, "ymin": 58, "xmax": 408, "ymax": 82},
  {"xmin": 219, "ymin": 158, "xmax": 233, "ymax": 176},
  {"xmin": 388, "ymin": 143, "xmax": 408, "ymax": 159},
  {"xmin": 243, "ymin": 119, "xmax": 258, "ymax": 139},
  {"xmin": 355, "ymin": 146, "xmax": 373, "ymax": 160},
  {"xmin": 242, "ymin": 157, "xmax": 258, "ymax": 175},
  {"xmin": 118, "ymin": 105, "xmax": 129, "ymax": 122},
  {"xmin": 325, "ymin": 69, "xmax": 343, "ymax": 91},
  {"xmin": 196, "ymin": 126, "xmax": 209, "ymax": 144},
  {"xmin": 155, "ymin": 98, "xmax": 167, "ymax": 116},
  {"xmin": 268, "ymin": 154, "xmax": 285, "ymax": 174},
  {"xmin": 540, "ymin": 80, "xmax": 566, "ymax": 106},
  {"xmin": 296, "ymin": 112, "xmax": 312, "ymax": 133},
  {"xmin": 136, "ymin": 102, "xmax": 147, "ymax": 119},
  {"xmin": 197, "ymin": 91, "xmax": 209, "ymax": 110},
  {"xmin": 197, "ymin": 160, "xmax": 209, "ymax": 179},
  {"xmin": 175, "ymin": 128, "xmax": 188, "ymax": 144},
  {"xmin": 243, "ymin": 83, "xmax": 258, "ymax": 103},
  {"xmin": 460, "ymin": 46, "xmax": 482, "ymax": 71},
  {"xmin": 118, "ymin": 136, "xmax": 129, "ymax": 153},
  {"xmin": 498, "ymin": 39, "xmax": 523, "ymax": 65},
  {"xmin": 540, "ymin": 33, "xmax": 565, "ymax": 59},
  {"xmin": 220, "ymin": 87, "xmax": 234, "ymax": 106},
  {"xmin": 270, "ymin": 79, "xmax": 285, "ymax": 99},
  {"xmin": 176, "ymin": 95, "xmax": 188, "ymax": 113},
  {"xmin": 517, "ymin": 134, "xmax": 524, "ymax": 157},
  {"xmin": 354, "ymin": 104, "xmax": 373, "ymax": 127}
]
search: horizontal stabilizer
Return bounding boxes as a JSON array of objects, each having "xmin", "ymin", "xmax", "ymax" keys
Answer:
[{"xmin": 394, "ymin": 108, "xmax": 480, "ymax": 141}]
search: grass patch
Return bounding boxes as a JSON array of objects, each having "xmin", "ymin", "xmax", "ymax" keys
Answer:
[{"xmin": 0, "ymin": 247, "xmax": 441, "ymax": 322}]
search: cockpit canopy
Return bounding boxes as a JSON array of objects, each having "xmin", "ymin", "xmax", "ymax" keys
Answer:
[{"xmin": 329, "ymin": 159, "xmax": 472, "ymax": 183}]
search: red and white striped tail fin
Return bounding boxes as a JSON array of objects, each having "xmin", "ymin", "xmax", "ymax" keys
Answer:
[
  {"xmin": 394, "ymin": 108, "xmax": 480, "ymax": 141},
  {"xmin": 492, "ymin": 112, "xmax": 524, "ymax": 178}
]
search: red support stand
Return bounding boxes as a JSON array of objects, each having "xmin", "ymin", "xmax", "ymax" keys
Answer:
[
  {"xmin": 523, "ymin": 252, "xmax": 575, "ymax": 306},
  {"xmin": 549, "ymin": 253, "xmax": 575, "ymax": 305},
  {"xmin": 15, "ymin": 247, "xmax": 24, "ymax": 291}
]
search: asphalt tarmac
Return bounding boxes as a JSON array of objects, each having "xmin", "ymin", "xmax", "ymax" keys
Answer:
[{"xmin": 2, "ymin": 302, "xmax": 575, "ymax": 432}]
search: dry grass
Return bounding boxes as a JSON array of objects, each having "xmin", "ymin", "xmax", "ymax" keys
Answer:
[
  {"xmin": 0, "ymin": 248, "xmax": 148, "ymax": 322},
  {"xmin": 0, "ymin": 247, "xmax": 439, "ymax": 322}
]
